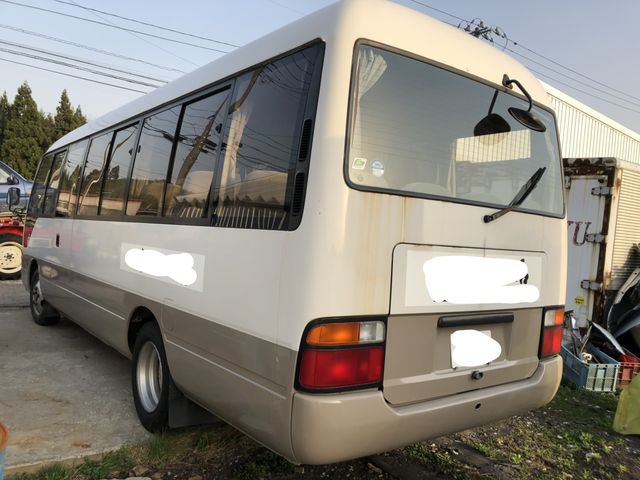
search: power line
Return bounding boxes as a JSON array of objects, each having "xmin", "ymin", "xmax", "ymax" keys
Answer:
[
  {"xmin": 530, "ymin": 68, "xmax": 640, "ymax": 116},
  {"xmin": 0, "ymin": 24, "xmax": 185, "ymax": 74},
  {"xmin": 264, "ymin": 0, "xmax": 305, "ymax": 16},
  {"xmin": 65, "ymin": 0, "xmax": 199, "ymax": 69},
  {"xmin": 50, "ymin": 0, "xmax": 240, "ymax": 48},
  {"xmin": 0, "ymin": 0, "xmax": 230, "ymax": 54},
  {"xmin": 407, "ymin": 0, "xmax": 467, "ymax": 24},
  {"xmin": 0, "ymin": 39, "xmax": 169, "ymax": 84},
  {"xmin": 0, "ymin": 47, "xmax": 162, "ymax": 88},
  {"xmin": 0, "ymin": 56, "xmax": 149, "ymax": 94},
  {"xmin": 406, "ymin": 1, "xmax": 640, "ymax": 117},
  {"xmin": 506, "ymin": 47, "xmax": 640, "ymax": 109},
  {"xmin": 508, "ymin": 39, "xmax": 640, "ymax": 104}
]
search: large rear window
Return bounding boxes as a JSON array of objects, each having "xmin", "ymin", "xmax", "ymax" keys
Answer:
[{"xmin": 347, "ymin": 45, "xmax": 564, "ymax": 217}]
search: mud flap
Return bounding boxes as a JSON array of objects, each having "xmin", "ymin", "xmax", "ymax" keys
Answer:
[{"xmin": 168, "ymin": 381, "xmax": 221, "ymax": 428}]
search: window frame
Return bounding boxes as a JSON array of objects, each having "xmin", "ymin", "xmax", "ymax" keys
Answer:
[
  {"xmin": 343, "ymin": 39, "xmax": 566, "ymax": 220},
  {"xmin": 40, "ymin": 39, "xmax": 325, "ymax": 227}
]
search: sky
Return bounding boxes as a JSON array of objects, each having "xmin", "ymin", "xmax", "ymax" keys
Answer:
[{"xmin": 1, "ymin": 0, "xmax": 639, "ymax": 132}]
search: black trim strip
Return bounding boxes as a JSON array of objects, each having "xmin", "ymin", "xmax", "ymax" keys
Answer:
[{"xmin": 437, "ymin": 313, "xmax": 514, "ymax": 329}]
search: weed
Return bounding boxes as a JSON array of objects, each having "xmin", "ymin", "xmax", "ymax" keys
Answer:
[
  {"xmin": 75, "ymin": 450, "xmax": 132, "ymax": 480},
  {"xmin": 235, "ymin": 448, "xmax": 294, "ymax": 480},
  {"xmin": 403, "ymin": 443, "xmax": 481, "ymax": 480}
]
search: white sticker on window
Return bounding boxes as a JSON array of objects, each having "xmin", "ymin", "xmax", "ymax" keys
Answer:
[{"xmin": 371, "ymin": 160, "xmax": 385, "ymax": 177}]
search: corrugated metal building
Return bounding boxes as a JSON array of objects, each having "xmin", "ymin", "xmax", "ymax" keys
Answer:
[{"xmin": 543, "ymin": 82, "xmax": 640, "ymax": 163}]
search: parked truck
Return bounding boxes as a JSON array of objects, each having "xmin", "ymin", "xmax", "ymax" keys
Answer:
[{"xmin": 564, "ymin": 157, "xmax": 640, "ymax": 353}]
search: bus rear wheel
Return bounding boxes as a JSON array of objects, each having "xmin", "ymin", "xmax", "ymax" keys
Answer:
[
  {"xmin": 0, "ymin": 234, "xmax": 22, "ymax": 280},
  {"xmin": 132, "ymin": 322, "xmax": 171, "ymax": 432},
  {"xmin": 29, "ymin": 268, "xmax": 60, "ymax": 325}
]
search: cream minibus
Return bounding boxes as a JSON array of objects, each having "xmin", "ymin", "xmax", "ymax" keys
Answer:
[{"xmin": 17, "ymin": 0, "xmax": 566, "ymax": 465}]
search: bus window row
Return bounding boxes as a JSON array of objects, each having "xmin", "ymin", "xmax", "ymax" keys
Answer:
[{"xmin": 27, "ymin": 43, "xmax": 323, "ymax": 230}]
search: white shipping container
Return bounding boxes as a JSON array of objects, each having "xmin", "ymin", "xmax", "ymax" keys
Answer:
[{"xmin": 564, "ymin": 157, "xmax": 640, "ymax": 328}]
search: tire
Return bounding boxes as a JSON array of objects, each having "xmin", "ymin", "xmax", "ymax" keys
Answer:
[
  {"xmin": 0, "ymin": 234, "xmax": 22, "ymax": 280},
  {"xmin": 132, "ymin": 322, "xmax": 171, "ymax": 432},
  {"xmin": 29, "ymin": 268, "xmax": 60, "ymax": 326}
]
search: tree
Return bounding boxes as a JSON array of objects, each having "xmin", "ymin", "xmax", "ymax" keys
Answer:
[
  {"xmin": 54, "ymin": 90, "xmax": 86, "ymax": 141},
  {"xmin": 0, "ymin": 82, "xmax": 45, "ymax": 178},
  {"xmin": 0, "ymin": 91, "xmax": 10, "ymax": 153}
]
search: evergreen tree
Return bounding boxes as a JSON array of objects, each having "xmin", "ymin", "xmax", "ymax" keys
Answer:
[
  {"xmin": 53, "ymin": 90, "xmax": 86, "ymax": 141},
  {"xmin": 73, "ymin": 105, "xmax": 87, "ymax": 130},
  {"xmin": 0, "ymin": 91, "xmax": 10, "ymax": 154},
  {"xmin": 41, "ymin": 111, "xmax": 56, "ymax": 152},
  {"xmin": 0, "ymin": 82, "xmax": 45, "ymax": 178}
]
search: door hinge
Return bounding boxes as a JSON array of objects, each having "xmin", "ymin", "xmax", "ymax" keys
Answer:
[
  {"xmin": 591, "ymin": 186, "xmax": 612, "ymax": 196},
  {"xmin": 585, "ymin": 233, "xmax": 606, "ymax": 244},
  {"xmin": 581, "ymin": 280, "xmax": 602, "ymax": 291}
]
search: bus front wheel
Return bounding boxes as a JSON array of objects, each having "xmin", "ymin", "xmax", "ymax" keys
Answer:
[{"xmin": 132, "ymin": 322, "xmax": 171, "ymax": 432}]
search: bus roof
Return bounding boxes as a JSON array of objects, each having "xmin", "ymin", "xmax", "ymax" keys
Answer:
[{"xmin": 49, "ymin": 0, "xmax": 550, "ymax": 152}]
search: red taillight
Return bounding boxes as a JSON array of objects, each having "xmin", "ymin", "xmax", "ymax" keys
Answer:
[
  {"xmin": 297, "ymin": 318, "xmax": 386, "ymax": 391},
  {"xmin": 540, "ymin": 308, "xmax": 564, "ymax": 357},
  {"xmin": 541, "ymin": 326, "xmax": 563, "ymax": 357},
  {"xmin": 299, "ymin": 347, "xmax": 384, "ymax": 389}
]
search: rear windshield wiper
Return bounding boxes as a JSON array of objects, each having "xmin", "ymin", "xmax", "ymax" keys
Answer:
[{"xmin": 483, "ymin": 167, "xmax": 546, "ymax": 223}]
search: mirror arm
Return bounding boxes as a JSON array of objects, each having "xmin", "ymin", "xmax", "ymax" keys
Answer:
[{"xmin": 502, "ymin": 74, "xmax": 533, "ymax": 111}]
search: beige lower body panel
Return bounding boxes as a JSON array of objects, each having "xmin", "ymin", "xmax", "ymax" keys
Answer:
[{"xmin": 290, "ymin": 356, "xmax": 562, "ymax": 465}]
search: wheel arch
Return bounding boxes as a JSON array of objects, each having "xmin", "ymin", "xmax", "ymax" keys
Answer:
[{"xmin": 127, "ymin": 306, "xmax": 159, "ymax": 354}]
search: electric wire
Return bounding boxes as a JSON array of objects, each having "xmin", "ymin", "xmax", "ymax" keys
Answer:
[
  {"xmin": 0, "ymin": 24, "xmax": 186, "ymax": 73},
  {"xmin": 506, "ymin": 47, "xmax": 640, "ymax": 109},
  {"xmin": 64, "ymin": 0, "xmax": 199, "ymax": 69},
  {"xmin": 0, "ymin": 56, "xmax": 149, "ymax": 94},
  {"xmin": 0, "ymin": 39, "xmax": 170, "ymax": 84},
  {"xmin": 529, "ymin": 68, "xmax": 640, "ymax": 116},
  {"xmin": 0, "ymin": 0, "xmax": 230, "ymax": 54},
  {"xmin": 406, "ymin": 0, "xmax": 640, "ymax": 118},
  {"xmin": 50, "ymin": 0, "xmax": 240, "ymax": 48},
  {"xmin": 0, "ymin": 47, "xmax": 162, "ymax": 88}
]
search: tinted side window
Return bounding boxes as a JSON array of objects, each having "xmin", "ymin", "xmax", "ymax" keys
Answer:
[
  {"xmin": 213, "ymin": 45, "xmax": 318, "ymax": 230},
  {"xmin": 42, "ymin": 150, "xmax": 67, "ymax": 217},
  {"xmin": 55, "ymin": 140, "xmax": 88, "ymax": 217},
  {"xmin": 164, "ymin": 90, "xmax": 230, "ymax": 219},
  {"xmin": 127, "ymin": 107, "xmax": 180, "ymax": 216},
  {"xmin": 78, "ymin": 133, "xmax": 112, "ymax": 217},
  {"xmin": 100, "ymin": 125, "xmax": 138, "ymax": 217},
  {"xmin": 27, "ymin": 153, "xmax": 55, "ymax": 218}
]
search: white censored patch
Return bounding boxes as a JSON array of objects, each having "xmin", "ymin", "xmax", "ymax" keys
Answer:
[
  {"xmin": 120, "ymin": 243, "xmax": 204, "ymax": 291},
  {"xmin": 450, "ymin": 329, "xmax": 502, "ymax": 368},
  {"xmin": 423, "ymin": 256, "xmax": 540, "ymax": 304}
]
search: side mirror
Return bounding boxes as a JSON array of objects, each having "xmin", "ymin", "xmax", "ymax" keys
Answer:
[
  {"xmin": 7, "ymin": 186, "xmax": 20, "ymax": 208},
  {"xmin": 7, "ymin": 175, "xmax": 19, "ymax": 185}
]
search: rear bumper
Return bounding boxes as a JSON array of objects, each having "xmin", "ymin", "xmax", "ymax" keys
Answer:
[{"xmin": 291, "ymin": 355, "xmax": 562, "ymax": 465}]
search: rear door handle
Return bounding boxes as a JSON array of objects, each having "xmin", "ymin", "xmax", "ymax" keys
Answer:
[
  {"xmin": 55, "ymin": 234, "xmax": 60, "ymax": 247},
  {"xmin": 437, "ymin": 314, "xmax": 514, "ymax": 328}
]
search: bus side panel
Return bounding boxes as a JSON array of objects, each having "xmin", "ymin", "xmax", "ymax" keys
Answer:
[{"xmin": 162, "ymin": 307, "xmax": 297, "ymax": 460}]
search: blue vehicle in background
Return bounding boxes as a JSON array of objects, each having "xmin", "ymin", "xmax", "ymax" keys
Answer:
[{"xmin": 0, "ymin": 160, "xmax": 32, "ymax": 213}]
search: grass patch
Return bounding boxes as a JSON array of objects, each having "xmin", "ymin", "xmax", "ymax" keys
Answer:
[
  {"xmin": 403, "ymin": 443, "xmax": 482, "ymax": 480},
  {"xmin": 234, "ymin": 448, "xmax": 295, "ymax": 480}
]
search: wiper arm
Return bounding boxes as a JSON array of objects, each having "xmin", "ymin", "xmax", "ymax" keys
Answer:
[{"xmin": 483, "ymin": 167, "xmax": 546, "ymax": 223}]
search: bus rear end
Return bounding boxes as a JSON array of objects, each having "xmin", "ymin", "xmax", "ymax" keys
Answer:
[{"xmin": 289, "ymin": 36, "xmax": 565, "ymax": 464}]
